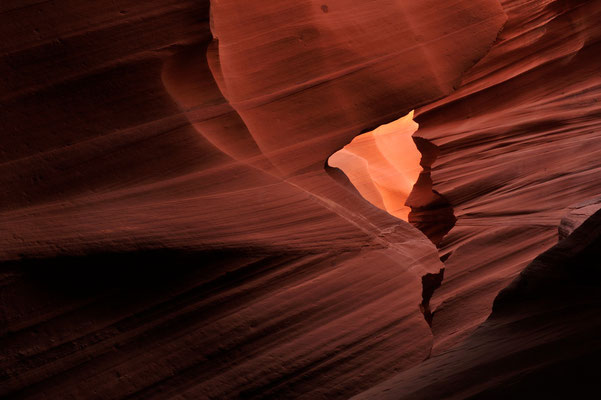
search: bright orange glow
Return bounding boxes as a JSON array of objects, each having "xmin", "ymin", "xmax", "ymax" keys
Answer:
[{"xmin": 328, "ymin": 110, "xmax": 422, "ymax": 221}]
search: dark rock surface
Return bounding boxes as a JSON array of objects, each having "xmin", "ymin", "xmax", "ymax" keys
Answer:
[{"xmin": 355, "ymin": 208, "xmax": 601, "ymax": 399}]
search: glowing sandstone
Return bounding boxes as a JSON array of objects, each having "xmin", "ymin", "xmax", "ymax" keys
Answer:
[{"xmin": 328, "ymin": 111, "xmax": 422, "ymax": 221}]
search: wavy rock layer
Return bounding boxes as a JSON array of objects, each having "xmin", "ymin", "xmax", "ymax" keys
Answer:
[
  {"xmin": 1, "ymin": 249, "xmax": 439, "ymax": 399},
  {"xmin": 408, "ymin": 0, "xmax": 601, "ymax": 354},
  {"xmin": 208, "ymin": 0, "xmax": 506, "ymax": 177},
  {"xmin": 0, "ymin": 1, "xmax": 505, "ymax": 398}
]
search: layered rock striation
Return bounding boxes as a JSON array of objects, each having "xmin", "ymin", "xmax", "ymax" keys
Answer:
[
  {"xmin": 3, "ymin": 0, "xmax": 600, "ymax": 398},
  {"xmin": 0, "ymin": 1, "xmax": 508, "ymax": 398},
  {"xmin": 408, "ymin": 0, "xmax": 601, "ymax": 354},
  {"xmin": 354, "ymin": 207, "xmax": 601, "ymax": 399}
]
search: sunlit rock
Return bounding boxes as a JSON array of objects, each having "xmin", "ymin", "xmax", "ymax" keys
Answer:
[{"xmin": 328, "ymin": 111, "xmax": 422, "ymax": 221}]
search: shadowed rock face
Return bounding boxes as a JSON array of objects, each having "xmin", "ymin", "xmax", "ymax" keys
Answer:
[
  {"xmin": 354, "ymin": 208, "xmax": 601, "ymax": 399},
  {"xmin": 411, "ymin": 0, "xmax": 601, "ymax": 355},
  {"xmin": 2, "ymin": 0, "xmax": 600, "ymax": 398},
  {"xmin": 406, "ymin": 137, "xmax": 457, "ymax": 246},
  {"xmin": 559, "ymin": 195, "xmax": 601, "ymax": 240}
]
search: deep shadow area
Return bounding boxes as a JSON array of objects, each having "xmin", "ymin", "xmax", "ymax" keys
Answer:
[
  {"xmin": 0, "ymin": 247, "xmax": 292, "ymax": 343},
  {"xmin": 407, "ymin": 137, "xmax": 456, "ymax": 247},
  {"xmin": 493, "ymin": 209, "xmax": 601, "ymax": 314},
  {"xmin": 407, "ymin": 137, "xmax": 455, "ymax": 328},
  {"xmin": 469, "ymin": 208, "xmax": 601, "ymax": 399},
  {"xmin": 420, "ymin": 268, "xmax": 445, "ymax": 326},
  {"xmin": 6, "ymin": 248, "xmax": 264, "ymax": 299},
  {"xmin": 0, "ymin": 247, "xmax": 321, "ymax": 398}
]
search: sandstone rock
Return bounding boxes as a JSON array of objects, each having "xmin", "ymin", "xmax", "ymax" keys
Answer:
[{"xmin": 559, "ymin": 196, "xmax": 601, "ymax": 240}]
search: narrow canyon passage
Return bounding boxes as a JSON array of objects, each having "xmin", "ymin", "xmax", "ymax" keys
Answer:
[
  {"xmin": 326, "ymin": 110, "xmax": 455, "ymax": 328},
  {"xmin": 4, "ymin": 0, "xmax": 601, "ymax": 398}
]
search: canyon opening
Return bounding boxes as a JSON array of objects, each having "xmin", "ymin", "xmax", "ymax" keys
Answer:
[{"xmin": 328, "ymin": 111, "xmax": 422, "ymax": 221}]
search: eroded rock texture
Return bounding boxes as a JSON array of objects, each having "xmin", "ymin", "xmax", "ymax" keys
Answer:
[
  {"xmin": 409, "ymin": 0, "xmax": 601, "ymax": 354},
  {"xmin": 559, "ymin": 195, "xmax": 601, "ymax": 240},
  {"xmin": 1, "ymin": 1, "xmax": 505, "ymax": 398},
  {"xmin": 2, "ymin": 0, "xmax": 600, "ymax": 398},
  {"xmin": 354, "ymin": 208, "xmax": 601, "ymax": 399}
]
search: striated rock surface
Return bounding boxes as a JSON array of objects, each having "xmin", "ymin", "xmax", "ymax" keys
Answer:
[
  {"xmin": 3, "ymin": 0, "xmax": 601, "ymax": 397},
  {"xmin": 408, "ymin": 0, "xmax": 601, "ymax": 354},
  {"xmin": 354, "ymin": 208, "xmax": 601, "ymax": 399},
  {"xmin": 0, "ymin": 1, "xmax": 507, "ymax": 398},
  {"xmin": 558, "ymin": 195, "xmax": 601, "ymax": 240},
  {"xmin": 207, "ymin": 0, "xmax": 506, "ymax": 177},
  {"xmin": 1, "ymin": 249, "xmax": 440, "ymax": 399}
]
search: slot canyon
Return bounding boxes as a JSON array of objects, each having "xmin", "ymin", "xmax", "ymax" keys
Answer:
[{"xmin": 1, "ymin": 0, "xmax": 601, "ymax": 399}]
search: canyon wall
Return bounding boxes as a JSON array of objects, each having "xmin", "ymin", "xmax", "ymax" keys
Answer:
[
  {"xmin": 0, "ymin": 1, "xmax": 508, "ymax": 398},
  {"xmin": 355, "ymin": 207, "xmax": 601, "ymax": 399},
  {"xmin": 3, "ymin": 0, "xmax": 601, "ymax": 398},
  {"xmin": 408, "ymin": 0, "xmax": 601, "ymax": 354}
]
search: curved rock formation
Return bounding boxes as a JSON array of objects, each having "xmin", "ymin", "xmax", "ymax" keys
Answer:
[
  {"xmin": 0, "ymin": 1, "xmax": 507, "ymax": 398},
  {"xmin": 3, "ymin": 0, "xmax": 600, "ymax": 397},
  {"xmin": 410, "ymin": 0, "xmax": 601, "ymax": 354},
  {"xmin": 207, "ymin": 0, "xmax": 506, "ymax": 178},
  {"xmin": 559, "ymin": 195, "xmax": 601, "ymax": 240},
  {"xmin": 354, "ymin": 207, "xmax": 601, "ymax": 399}
]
